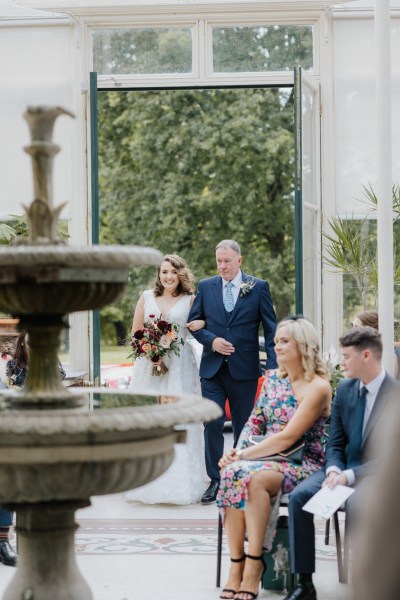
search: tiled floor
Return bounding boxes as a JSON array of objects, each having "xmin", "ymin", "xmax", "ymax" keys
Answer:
[
  {"xmin": 0, "ymin": 492, "xmax": 350, "ymax": 600},
  {"xmin": 0, "ymin": 430, "xmax": 350, "ymax": 599}
]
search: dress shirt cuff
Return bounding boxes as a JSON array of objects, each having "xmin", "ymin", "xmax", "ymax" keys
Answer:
[
  {"xmin": 326, "ymin": 466, "xmax": 341, "ymax": 476},
  {"xmin": 342, "ymin": 469, "xmax": 355, "ymax": 486}
]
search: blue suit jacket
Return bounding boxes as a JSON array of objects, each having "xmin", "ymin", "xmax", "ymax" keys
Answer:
[
  {"xmin": 188, "ymin": 272, "xmax": 277, "ymax": 380},
  {"xmin": 326, "ymin": 374, "xmax": 398, "ymax": 483}
]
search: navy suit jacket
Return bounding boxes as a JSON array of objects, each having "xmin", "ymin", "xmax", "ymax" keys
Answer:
[
  {"xmin": 188, "ymin": 272, "xmax": 277, "ymax": 380},
  {"xmin": 326, "ymin": 374, "xmax": 398, "ymax": 483}
]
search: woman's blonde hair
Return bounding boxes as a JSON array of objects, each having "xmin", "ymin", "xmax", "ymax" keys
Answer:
[
  {"xmin": 154, "ymin": 254, "xmax": 195, "ymax": 297},
  {"xmin": 276, "ymin": 316, "xmax": 329, "ymax": 382}
]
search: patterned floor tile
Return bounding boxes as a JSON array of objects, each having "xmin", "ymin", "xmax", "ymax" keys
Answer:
[{"xmin": 75, "ymin": 517, "xmax": 342, "ymax": 562}]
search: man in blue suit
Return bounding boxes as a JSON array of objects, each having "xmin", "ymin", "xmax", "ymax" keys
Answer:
[
  {"xmin": 285, "ymin": 326, "xmax": 400, "ymax": 600},
  {"xmin": 188, "ymin": 239, "xmax": 277, "ymax": 504}
]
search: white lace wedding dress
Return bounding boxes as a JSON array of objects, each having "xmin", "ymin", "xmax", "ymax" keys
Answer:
[{"xmin": 125, "ymin": 290, "xmax": 206, "ymax": 505}]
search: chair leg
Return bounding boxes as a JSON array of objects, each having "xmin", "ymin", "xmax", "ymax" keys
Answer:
[
  {"xmin": 324, "ymin": 517, "xmax": 330, "ymax": 545},
  {"xmin": 342, "ymin": 512, "xmax": 350, "ymax": 584},
  {"xmin": 333, "ymin": 511, "xmax": 344, "ymax": 583},
  {"xmin": 216, "ymin": 512, "xmax": 223, "ymax": 588},
  {"xmin": 289, "ymin": 573, "xmax": 295, "ymax": 592}
]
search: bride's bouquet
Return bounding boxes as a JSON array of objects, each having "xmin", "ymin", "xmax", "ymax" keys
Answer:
[{"xmin": 129, "ymin": 314, "xmax": 184, "ymax": 376}]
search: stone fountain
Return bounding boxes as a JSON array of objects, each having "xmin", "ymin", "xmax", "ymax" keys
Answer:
[{"xmin": 0, "ymin": 107, "xmax": 220, "ymax": 599}]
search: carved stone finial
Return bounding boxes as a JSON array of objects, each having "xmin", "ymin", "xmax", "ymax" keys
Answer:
[
  {"xmin": 22, "ymin": 106, "xmax": 75, "ymax": 244},
  {"xmin": 24, "ymin": 106, "xmax": 74, "ymax": 143}
]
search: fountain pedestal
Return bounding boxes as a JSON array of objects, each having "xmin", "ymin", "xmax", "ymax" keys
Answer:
[{"xmin": 4, "ymin": 502, "xmax": 92, "ymax": 600}]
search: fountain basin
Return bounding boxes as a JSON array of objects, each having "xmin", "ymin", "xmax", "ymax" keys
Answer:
[
  {"xmin": 0, "ymin": 391, "xmax": 221, "ymax": 503},
  {"xmin": 0, "ymin": 245, "xmax": 161, "ymax": 314}
]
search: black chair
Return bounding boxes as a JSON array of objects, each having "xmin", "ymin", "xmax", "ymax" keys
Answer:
[{"xmin": 324, "ymin": 505, "xmax": 349, "ymax": 583}]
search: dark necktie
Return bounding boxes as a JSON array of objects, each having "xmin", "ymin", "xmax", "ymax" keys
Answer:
[{"xmin": 348, "ymin": 385, "xmax": 368, "ymax": 468}]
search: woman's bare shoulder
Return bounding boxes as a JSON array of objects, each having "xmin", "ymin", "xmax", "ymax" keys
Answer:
[
  {"xmin": 310, "ymin": 375, "xmax": 331, "ymax": 391},
  {"xmin": 308, "ymin": 374, "xmax": 332, "ymax": 397}
]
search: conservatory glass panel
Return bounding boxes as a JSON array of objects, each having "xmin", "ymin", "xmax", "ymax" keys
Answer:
[
  {"xmin": 0, "ymin": 24, "xmax": 73, "ymax": 366},
  {"xmin": 303, "ymin": 206, "xmax": 317, "ymax": 322},
  {"xmin": 212, "ymin": 25, "xmax": 313, "ymax": 73},
  {"xmin": 334, "ymin": 17, "xmax": 400, "ymax": 215},
  {"xmin": 93, "ymin": 28, "xmax": 193, "ymax": 75},
  {"xmin": 302, "ymin": 79, "xmax": 317, "ymax": 206}
]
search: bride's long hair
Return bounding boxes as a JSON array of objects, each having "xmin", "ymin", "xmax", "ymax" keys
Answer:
[{"xmin": 154, "ymin": 254, "xmax": 195, "ymax": 297}]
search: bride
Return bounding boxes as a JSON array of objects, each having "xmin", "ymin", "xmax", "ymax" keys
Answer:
[{"xmin": 126, "ymin": 254, "xmax": 206, "ymax": 505}]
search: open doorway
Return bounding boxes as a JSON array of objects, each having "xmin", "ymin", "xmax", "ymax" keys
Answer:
[{"xmin": 95, "ymin": 86, "xmax": 295, "ymax": 384}]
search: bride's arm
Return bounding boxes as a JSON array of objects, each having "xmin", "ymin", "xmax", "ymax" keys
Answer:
[
  {"xmin": 187, "ymin": 320, "xmax": 205, "ymax": 331},
  {"xmin": 187, "ymin": 295, "xmax": 205, "ymax": 331},
  {"xmin": 131, "ymin": 294, "xmax": 145, "ymax": 334}
]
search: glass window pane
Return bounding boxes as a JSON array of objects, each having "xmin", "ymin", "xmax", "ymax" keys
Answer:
[
  {"xmin": 213, "ymin": 25, "xmax": 313, "ymax": 73},
  {"xmin": 93, "ymin": 28, "xmax": 192, "ymax": 75},
  {"xmin": 303, "ymin": 207, "xmax": 317, "ymax": 322},
  {"xmin": 302, "ymin": 83, "xmax": 317, "ymax": 205}
]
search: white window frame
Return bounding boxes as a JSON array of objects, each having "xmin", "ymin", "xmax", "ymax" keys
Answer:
[{"xmin": 82, "ymin": 11, "xmax": 322, "ymax": 90}]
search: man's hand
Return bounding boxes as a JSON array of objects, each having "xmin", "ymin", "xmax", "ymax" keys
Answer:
[
  {"xmin": 212, "ymin": 337, "xmax": 235, "ymax": 355},
  {"xmin": 322, "ymin": 471, "xmax": 348, "ymax": 489}
]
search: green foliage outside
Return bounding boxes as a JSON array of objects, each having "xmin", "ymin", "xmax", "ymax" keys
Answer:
[
  {"xmin": 93, "ymin": 28, "xmax": 192, "ymax": 75},
  {"xmin": 93, "ymin": 24, "xmax": 313, "ymax": 76},
  {"xmin": 0, "ymin": 214, "xmax": 69, "ymax": 245},
  {"xmin": 213, "ymin": 25, "xmax": 313, "ymax": 72},
  {"xmin": 98, "ymin": 87, "xmax": 296, "ymax": 345}
]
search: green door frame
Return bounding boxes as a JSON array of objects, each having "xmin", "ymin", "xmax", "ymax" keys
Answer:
[
  {"xmin": 90, "ymin": 71, "xmax": 101, "ymax": 384},
  {"xmin": 294, "ymin": 66, "xmax": 303, "ymax": 315},
  {"xmin": 89, "ymin": 77, "xmax": 306, "ymax": 374}
]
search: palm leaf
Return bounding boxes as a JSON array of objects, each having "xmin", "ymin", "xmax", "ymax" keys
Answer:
[
  {"xmin": 0, "ymin": 222, "xmax": 17, "ymax": 244},
  {"xmin": 361, "ymin": 181, "xmax": 400, "ymax": 220},
  {"xmin": 323, "ymin": 215, "xmax": 374, "ymax": 276}
]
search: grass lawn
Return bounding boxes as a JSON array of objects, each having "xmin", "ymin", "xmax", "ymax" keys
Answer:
[{"xmin": 100, "ymin": 344, "xmax": 132, "ymax": 365}]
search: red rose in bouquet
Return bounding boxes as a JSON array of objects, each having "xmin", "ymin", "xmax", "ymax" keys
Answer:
[{"xmin": 129, "ymin": 314, "xmax": 184, "ymax": 376}]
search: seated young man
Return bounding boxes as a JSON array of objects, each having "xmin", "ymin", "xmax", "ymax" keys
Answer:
[{"xmin": 284, "ymin": 326, "xmax": 400, "ymax": 600}]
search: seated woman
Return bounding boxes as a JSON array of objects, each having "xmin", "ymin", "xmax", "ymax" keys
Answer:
[
  {"xmin": 217, "ymin": 316, "xmax": 331, "ymax": 600},
  {"xmin": 6, "ymin": 332, "xmax": 66, "ymax": 388}
]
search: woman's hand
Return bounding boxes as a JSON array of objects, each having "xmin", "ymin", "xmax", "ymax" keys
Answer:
[
  {"xmin": 148, "ymin": 357, "xmax": 163, "ymax": 366},
  {"xmin": 186, "ymin": 319, "xmax": 205, "ymax": 332},
  {"xmin": 218, "ymin": 448, "xmax": 240, "ymax": 470}
]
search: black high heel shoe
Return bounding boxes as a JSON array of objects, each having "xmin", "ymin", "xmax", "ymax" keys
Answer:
[
  {"xmin": 220, "ymin": 555, "xmax": 246, "ymax": 599},
  {"xmin": 233, "ymin": 553, "xmax": 267, "ymax": 600}
]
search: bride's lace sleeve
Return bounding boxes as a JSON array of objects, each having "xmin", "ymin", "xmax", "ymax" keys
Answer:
[{"xmin": 186, "ymin": 336, "xmax": 203, "ymax": 368}]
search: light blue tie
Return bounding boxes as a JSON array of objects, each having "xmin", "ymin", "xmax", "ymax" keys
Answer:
[{"xmin": 224, "ymin": 281, "xmax": 235, "ymax": 312}]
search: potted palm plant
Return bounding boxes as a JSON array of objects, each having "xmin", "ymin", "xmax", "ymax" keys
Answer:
[{"xmin": 323, "ymin": 183, "xmax": 400, "ymax": 312}]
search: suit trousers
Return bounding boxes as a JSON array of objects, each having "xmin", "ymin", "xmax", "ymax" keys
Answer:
[
  {"xmin": 201, "ymin": 362, "xmax": 258, "ymax": 482},
  {"xmin": 288, "ymin": 469, "xmax": 365, "ymax": 574},
  {"xmin": 0, "ymin": 508, "xmax": 13, "ymax": 528},
  {"xmin": 288, "ymin": 470, "xmax": 325, "ymax": 574}
]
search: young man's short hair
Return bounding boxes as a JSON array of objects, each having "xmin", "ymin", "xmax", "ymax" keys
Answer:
[{"xmin": 339, "ymin": 326, "xmax": 383, "ymax": 359}]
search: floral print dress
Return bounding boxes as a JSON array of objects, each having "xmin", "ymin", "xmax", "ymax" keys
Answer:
[{"xmin": 216, "ymin": 370, "xmax": 327, "ymax": 511}]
